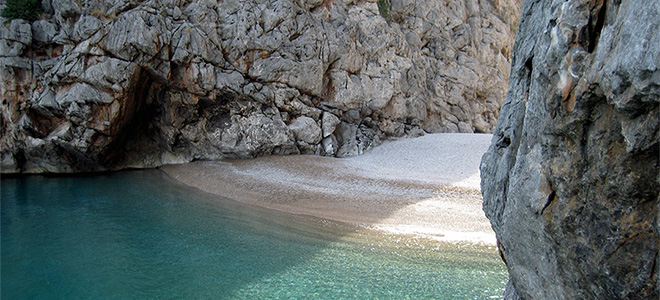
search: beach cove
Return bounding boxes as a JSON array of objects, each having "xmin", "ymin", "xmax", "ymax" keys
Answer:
[
  {"xmin": 2, "ymin": 150, "xmax": 507, "ymax": 299},
  {"xmin": 161, "ymin": 133, "xmax": 495, "ymax": 245}
]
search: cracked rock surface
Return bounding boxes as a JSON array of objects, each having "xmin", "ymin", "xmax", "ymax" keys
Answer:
[
  {"xmin": 1, "ymin": 0, "xmax": 520, "ymax": 173},
  {"xmin": 480, "ymin": 0, "xmax": 659, "ymax": 299}
]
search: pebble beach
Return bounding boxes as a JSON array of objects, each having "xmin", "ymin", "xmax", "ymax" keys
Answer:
[{"xmin": 161, "ymin": 133, "xmax": 496, "ymax": 245}]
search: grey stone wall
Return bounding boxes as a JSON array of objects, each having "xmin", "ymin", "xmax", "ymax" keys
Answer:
[
  {"xmin": 481, "ymin": 0, "xmax": 659, "ymax": 298},
  {"xmin": 1, "ymin": 0, "xmax": 521, "ymax": 173}
]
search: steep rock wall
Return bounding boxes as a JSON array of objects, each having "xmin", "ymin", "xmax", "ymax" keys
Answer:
[
  {"xmin": 481, "ymin": 0, "xmax": 659, "ymax": 299},
  {"xmin": 1, "ymin": 0, "xmax": 521, "ymax": 173}
]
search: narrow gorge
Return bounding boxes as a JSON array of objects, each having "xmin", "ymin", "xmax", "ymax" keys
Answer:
[{"xmin": 3, "ymin": 0, "xmax": 658, "ymax": 299}]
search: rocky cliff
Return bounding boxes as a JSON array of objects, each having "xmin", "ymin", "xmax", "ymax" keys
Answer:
[
  {"xmin": 481, "ymin": 0, "xmax": 659, "ymax": 299},
  {"xmin": 1, "ymin": 0, "xmax": 520, "ymax": 173}
]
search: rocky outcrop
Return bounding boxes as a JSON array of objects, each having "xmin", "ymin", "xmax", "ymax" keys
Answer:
[
  {"xmin": 1, "ymin": 0, "xmax": 521, "ymax": 173},
  {"xmin": 481, "ymin": 0, "xmax": 659, "ymax": 299}
]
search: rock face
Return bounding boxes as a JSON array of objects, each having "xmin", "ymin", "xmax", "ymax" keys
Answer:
[
  {"xmin": 481, "ymin": 0, "xmax": 659, "ymax": 299},
  {"xmin": 1, "ymin": 0, "xmax": 520, "ymax": 173}
]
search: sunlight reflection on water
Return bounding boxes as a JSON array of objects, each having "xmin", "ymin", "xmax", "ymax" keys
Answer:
[{"xmin": 1, "ymin": 170, "xmax": 506, "ymax": 299}]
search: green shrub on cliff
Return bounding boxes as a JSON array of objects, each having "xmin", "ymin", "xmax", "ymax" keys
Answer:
[
  {"xmin": 1, "ymin": 0, "xmax": 44, "ymax": 23},
  {"xmin": 377, "ymin": 0, "xmax": 392, "ymax": 25}
]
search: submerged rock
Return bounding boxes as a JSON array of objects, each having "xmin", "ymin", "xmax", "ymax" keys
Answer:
[
  {"xmin": 481, "ymin": 0, "xmax": 659, "ymax": 299},
  {"xmin": 1, "ymin": 0, "xmax": 521, "ymax": 173}
]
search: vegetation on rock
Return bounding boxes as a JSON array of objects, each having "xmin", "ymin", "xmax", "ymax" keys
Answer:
[
  {"xmin": 1, "ymin": 0, "xmax": 44, "ymax": 23},
  {"xmin": 377, "ymin": 0, "xmax": 391, "ymax": 24}
]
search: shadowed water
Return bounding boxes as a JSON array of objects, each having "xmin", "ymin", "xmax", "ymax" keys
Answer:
[{"xmin": 1, "ymin": 170, "xmax": 506, "ymax": 299}]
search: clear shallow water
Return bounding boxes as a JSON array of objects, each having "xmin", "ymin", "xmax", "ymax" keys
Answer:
[{"xmin": 1, "ymin": 170, "xmax": 507, "ymax": 299}]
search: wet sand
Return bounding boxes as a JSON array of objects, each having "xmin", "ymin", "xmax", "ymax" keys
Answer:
[{"xmin": 161, "ymin": 133, "xmax": 496, "ymax": 245}]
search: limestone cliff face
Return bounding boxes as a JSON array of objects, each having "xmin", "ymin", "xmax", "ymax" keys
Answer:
[
  {"xmin": 481, "ymin": 0, "xmax": 659, "ymax": 299},
  {"xmin": 0, "ymin": 0, "xmax": 520, "ymax": 173}
]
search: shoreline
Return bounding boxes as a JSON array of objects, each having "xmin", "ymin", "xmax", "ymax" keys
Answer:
[{"xmin": 161, "ymin": 133, "xmax": 497, "ymax": 245}]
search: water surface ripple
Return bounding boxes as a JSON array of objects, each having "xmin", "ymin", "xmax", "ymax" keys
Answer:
[{"xmin": 1, "ymin": 170, "xmax": 506, "ymax": 299}]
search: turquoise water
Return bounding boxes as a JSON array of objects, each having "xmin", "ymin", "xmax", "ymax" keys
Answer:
[{"xmin": 1, "ymin": 170, "xmax": 507, "ymax": 299}]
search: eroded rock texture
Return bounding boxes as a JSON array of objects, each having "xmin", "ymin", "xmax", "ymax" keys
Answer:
[
  {"xmin": 1, "ymin": 0, "xmax": 520, "ymax": 173},
  {"xmin": 481, "ymin": 0, "xmax": 659, "ymax": 299}
]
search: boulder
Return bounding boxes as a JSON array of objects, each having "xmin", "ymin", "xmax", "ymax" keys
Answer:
[{"xmin": 288, "ymin": 116, "xmax": 322, "ymax": 145}]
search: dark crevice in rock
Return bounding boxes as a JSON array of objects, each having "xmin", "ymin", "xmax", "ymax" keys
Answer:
[
  {"xmin": 497, "ymin": 238, "xmax": 508, "ymax": 265},
  {"xmin": 606, "ymin": 232, "xmax": 640, "ymax": 260},
  {"xmin": 587, "ymin": 0, "xmax": 608, "ymax": 53},
  {"xmin": 100, "ymin": 68, "xmax": 157, "ymax": 167},
  {"xmin": 522, "ymin": 55, "xmax": 534, "ymax": 102},
  {"xmin": 524, "ymin": 56, "xmax": 533, "ymax": 73},
  {"xmin": 496, "ymin": 135, "xmax": 511, "ymax": 148},
  {"xmin": 540, "ymin": 183, "xmax": 556, "ymax": 215},
  {"xmin": 13, "ymin": 149, "xmax": 26, "ymax": 173}
]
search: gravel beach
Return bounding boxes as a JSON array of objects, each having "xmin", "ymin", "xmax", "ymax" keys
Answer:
[{"xmin": 161, "ymin": 133, "xmax": 496, "ymax": 245}]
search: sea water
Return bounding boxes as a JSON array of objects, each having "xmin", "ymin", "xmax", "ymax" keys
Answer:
[{"xmin": 1, "ymin": 170, "xmax": 507, "ymax": 299}]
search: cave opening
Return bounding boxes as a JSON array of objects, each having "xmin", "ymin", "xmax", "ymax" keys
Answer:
[{"xmin": 99, "ymin": 68, "xmax": 161, "ymax": 169}]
